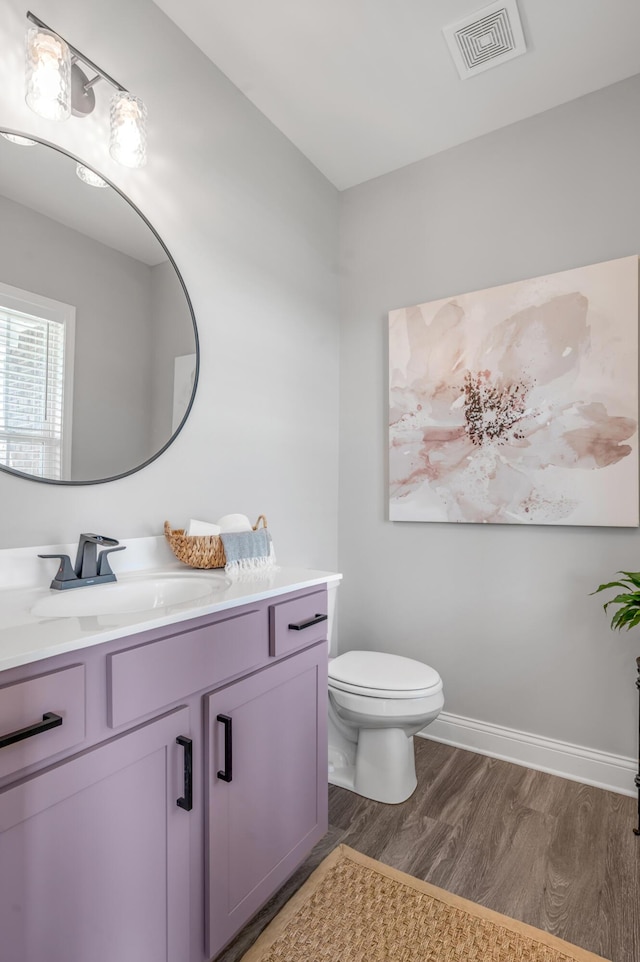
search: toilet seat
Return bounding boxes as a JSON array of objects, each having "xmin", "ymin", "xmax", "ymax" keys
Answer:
[{"xmin": 328, "ymin": 650, "xmax": 442, "ymax": 700}]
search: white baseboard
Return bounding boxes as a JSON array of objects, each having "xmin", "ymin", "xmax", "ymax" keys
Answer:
[{"xmin": 417, "ymin": 711, "xmax": 637, "ymax": 797}]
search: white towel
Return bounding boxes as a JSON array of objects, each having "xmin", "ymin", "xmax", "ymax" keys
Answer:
[{"xmin": 187, "ymin": 519, "xmax": 221, "ymax": 537}]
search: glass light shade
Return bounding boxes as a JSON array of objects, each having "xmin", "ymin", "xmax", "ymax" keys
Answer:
[
  {"xmin": 0, "ymin": 133, "xmax": 37, "ymax": 146},
  {"xmin": 25, "ymin": 26, "xmax": 71, "ymax": 121},
  {"xmin": 76, "ymin": 164, "xmax": 107, "ymax": 188},
  {"xmin": 109, "ymin": 92, "xmax": 147, "ymax": 168}
]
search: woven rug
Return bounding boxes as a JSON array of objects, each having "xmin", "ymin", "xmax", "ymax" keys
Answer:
[{"xmin": 240, "ymin": 845, "xmax": 609, "ymax": 962}]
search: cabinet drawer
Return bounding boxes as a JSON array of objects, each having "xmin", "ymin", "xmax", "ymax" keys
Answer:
[
  {"xmin": 0, "ymin": 665, "xmax": 85, "ymax": 780},
  {"xmin": 108, "ymin": 608, "xmax": 268, "ymax": 728},
  {"xmin": 269, "ymin": 588, "xmax": 328, "ymax": 657}
]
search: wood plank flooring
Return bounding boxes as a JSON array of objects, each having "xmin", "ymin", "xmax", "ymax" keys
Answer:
[{"xmin": 215, "ymin": 739, "xmax": 640, "ymax": 962}]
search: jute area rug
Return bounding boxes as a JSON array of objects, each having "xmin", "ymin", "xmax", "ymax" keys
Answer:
[{"xmin": 240, "ymin": 845, "xmax": 610, "ymax": 962}]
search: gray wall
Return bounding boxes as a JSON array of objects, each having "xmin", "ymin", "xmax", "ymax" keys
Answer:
[
  {"xmin": 0, "ymin": 0, "xmax": 340, "ymax": 571},
  {"xmin": 0, "ymin": 192, "xmax": 153, "ymax": 479},
  {"xmin": 338, "ymin": 75, "xmax": 640, "ymax": 759}
]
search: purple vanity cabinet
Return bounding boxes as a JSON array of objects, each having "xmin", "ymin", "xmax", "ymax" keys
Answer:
[
  {"xmin": 205, "ymin": 641, "xmax": 328, "ymax": 959},
  {"xmin": 0, "ymin": 706, "xmax": 191, "ymax": 962},
  {"xmin": 0, "ymin": 583, "xmax": 329, "ymax": 962}
]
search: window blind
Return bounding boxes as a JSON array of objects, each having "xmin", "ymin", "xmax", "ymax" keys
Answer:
[{"xmin": 0, "ymin": 306, "xmax": 66, "ymax": 479}]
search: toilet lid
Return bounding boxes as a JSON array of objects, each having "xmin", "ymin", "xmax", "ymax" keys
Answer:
[{"xmin": 328, "ymin": 651, "xmax": 442, "ymax": 699}]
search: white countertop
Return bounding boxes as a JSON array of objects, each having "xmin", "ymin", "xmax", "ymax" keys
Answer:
[{"xmin": 0, "ymin": 537, "xmax": 341, "ymax": 672}]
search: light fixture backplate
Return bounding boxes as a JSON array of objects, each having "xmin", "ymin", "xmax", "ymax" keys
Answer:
[{"xmin": 70, "ymin": 62, "xmax": 96, "ymax": 117}]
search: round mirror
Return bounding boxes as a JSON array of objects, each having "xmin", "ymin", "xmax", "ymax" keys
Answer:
[{"xmin": 0, "ymin": 129, "xmax": 198, "ymax": 484}]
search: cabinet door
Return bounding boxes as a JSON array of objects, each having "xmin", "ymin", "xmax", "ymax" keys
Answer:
[
  {"xmin": 205, "ymin": 642, "xmax": 328, "ymax": 958},
  {"xmin": 0, "ymin": 706, "xmax": 191, "ymax": 962}
]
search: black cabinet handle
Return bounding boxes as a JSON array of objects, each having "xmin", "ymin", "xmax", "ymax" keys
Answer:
[
  {"xmin": 288, "ymin": 613, "xmax": 328, "ymax": 631},
  {"xmin": 0, "ymin": 712, "xmax": 63, "ymax": 750},
  {"xmin": 176, "ymin": 735, "xmax": 193, "ymax": 811},
  {"xmin": 216, "ymin": 714, "xmax": 233, "ymax": 783}
]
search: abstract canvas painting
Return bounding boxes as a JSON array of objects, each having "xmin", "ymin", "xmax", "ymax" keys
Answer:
[{"xmin": 389, "ymin": 256, "xmax": 639, "ymax": 526}]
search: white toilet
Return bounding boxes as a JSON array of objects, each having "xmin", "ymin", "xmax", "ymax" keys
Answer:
[{"xmin": 328, "ymin": 650, "xmax": 444, "ymax": 804}]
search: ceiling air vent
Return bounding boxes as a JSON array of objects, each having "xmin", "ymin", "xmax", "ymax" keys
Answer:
[{"xmin": 443, "ymin": 0, "xmax": 527, "ymax": 79}]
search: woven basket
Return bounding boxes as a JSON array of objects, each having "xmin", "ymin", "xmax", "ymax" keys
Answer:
[{"xmin": 164, "ymin": 515, "xmax": 267, "ymax": 569}]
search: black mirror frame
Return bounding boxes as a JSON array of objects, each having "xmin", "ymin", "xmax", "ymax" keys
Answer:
[{"xmin": 0, "ymin": 128, "xmax": 199, "ymax": 486}]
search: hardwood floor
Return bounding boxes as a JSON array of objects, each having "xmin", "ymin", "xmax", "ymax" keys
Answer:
[{"xmin": 216, "ymin": 739, "xmax": 640, "ymax": 962}]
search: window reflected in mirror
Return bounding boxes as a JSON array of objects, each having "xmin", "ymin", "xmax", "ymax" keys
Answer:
[{"xmin": 0, "ymin": 282, "xmax": 74, "ymax": 480}]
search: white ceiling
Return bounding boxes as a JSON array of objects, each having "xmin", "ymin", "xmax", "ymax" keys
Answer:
[{"xmin": 153, "ymin": 0, "xmax": 640, "ymax": 190}]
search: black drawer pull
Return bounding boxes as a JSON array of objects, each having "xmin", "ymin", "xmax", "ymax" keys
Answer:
[
  {"xmin": 216, "ymin": 714, "xmax": 233, "ymax": 783},
  {"xmin": 288, "ymin": 613, "xmax": 328, "ymax": 631},
  {"xmin": 0, "ymin": 712, "xmax": 63, "ymax": 750},
  {"xmin": 176, "ymin": 736, "xmax": 193, "ymax": 811}
]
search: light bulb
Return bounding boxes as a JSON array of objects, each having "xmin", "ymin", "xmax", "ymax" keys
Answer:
[
  {"xmin": 25, "ymin": 26, "xmax": 71, "ymax": 121},
  {"xmin": 76, "ymin": 164, "xmax": 107, "ymax": 188},
  {"xmin": 109, "ymin": 92, "xmax": 147, "ymax": 168}
]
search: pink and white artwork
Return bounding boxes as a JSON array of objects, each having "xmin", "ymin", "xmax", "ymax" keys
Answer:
[{"xmin": 389, "ymin": 256, "xmax": 639, "ymax": 526}]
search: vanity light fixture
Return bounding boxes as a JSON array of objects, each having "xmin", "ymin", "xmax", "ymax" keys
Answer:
[{"xmin": 24, "ymin": 11, "xmax": 147, "ymax": 168}]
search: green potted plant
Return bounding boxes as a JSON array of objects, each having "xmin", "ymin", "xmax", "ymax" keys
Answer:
[
  {"xmin": 592, "ymin": 571, "xmax": 640, "ymax": 835},
  {"xmin": 592, "ymin": 570, "xmax": 640, "ymax": 630}
]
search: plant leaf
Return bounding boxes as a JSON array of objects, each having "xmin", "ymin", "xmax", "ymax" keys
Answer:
[
  {"xmin": 603, "ymin": 592, "xmax": 640, "ymax": 606},
  {"xmin": 619, "ymin": 571, "xmax": 640, "ymax": 588},
  {"xmin": 625, "ymin": 611, "xmax": 640, "ymax": 631},
  {"xmin": 591, "ymin": 571, "xmax": 640, "ymax": 632},
  {"xmin": 611, "ymin": 606, "xmax": 639, "ymax": 630},
  {"xmin": 591, "ymin": 580, "xmax": 633, "ymax": 595}
]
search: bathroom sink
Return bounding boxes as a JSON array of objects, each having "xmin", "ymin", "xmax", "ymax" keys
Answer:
[{"xmin": 31, "ymin": 572, "xmax": 231, "ymax": 618}]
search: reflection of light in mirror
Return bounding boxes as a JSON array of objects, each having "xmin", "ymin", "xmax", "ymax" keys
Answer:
[
  {"xmin": 0, "ymin": 133, "xmax": 37, "ymax": 147},
  {"xmin": 25, "ymin": 26, "xmax": 71, "ymax": 121},
  {"xmin": 76, "ymin": 164, "xmax": 108, "ymax": 189}
]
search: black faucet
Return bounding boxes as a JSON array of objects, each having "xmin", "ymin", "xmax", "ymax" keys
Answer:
[{"xmin": 39, "ymin": 534, "xmax": 126, "ymax": 590}]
